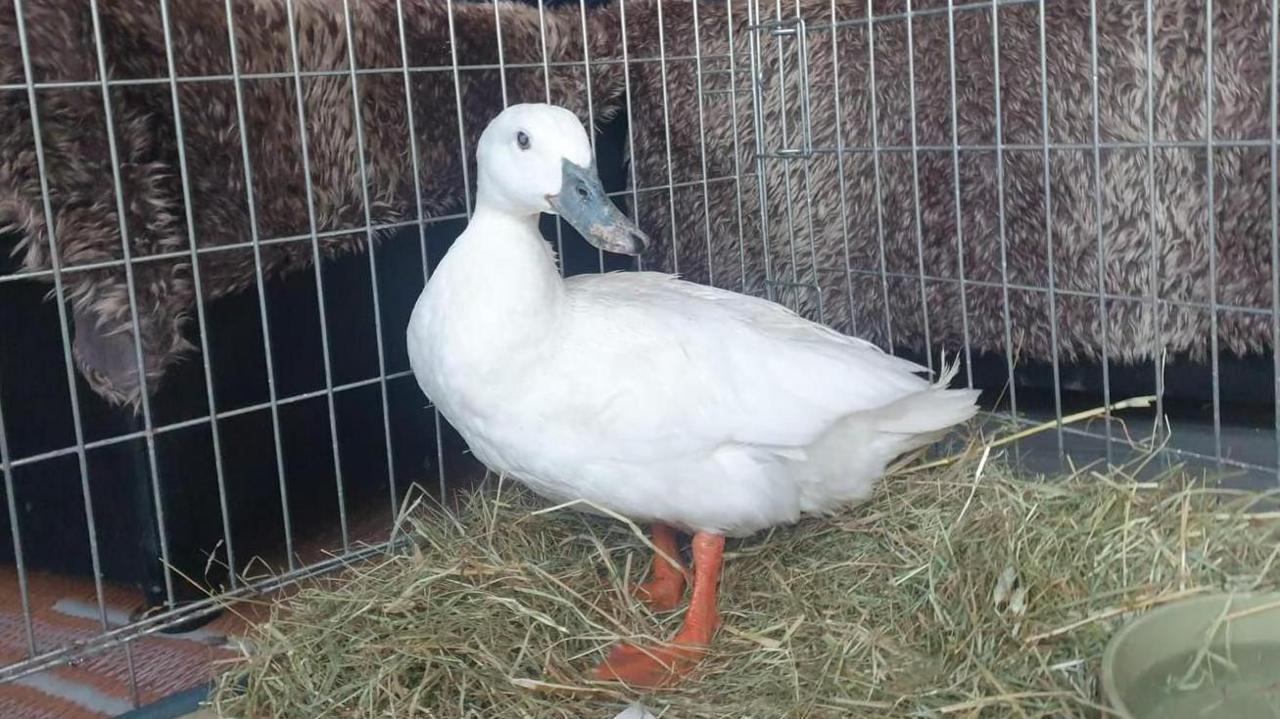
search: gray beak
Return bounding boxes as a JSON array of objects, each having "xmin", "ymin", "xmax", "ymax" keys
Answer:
[{"xmin": 548, "ymin": 158, "xmax": 649, "ymax": 256}]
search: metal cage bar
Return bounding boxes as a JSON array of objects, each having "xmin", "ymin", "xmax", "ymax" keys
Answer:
[
  {"xmin": 492, "ymin": 0, "xmax": 511, "ymax": 108},
  {"xmin": 157, "ymin": 0, "xmax": 240, "ymax": 588},
  {"xmin": 0, "ymin": 52, "xmax": 777, "ymax": 94},
  {"xmin": 944, "ymin": 0, "xmax": 975, "ymax": 387},
  {"xmin": 0, "ymin": 173, "xmax": 754, "ymax": 287},
  {"xmin": 747, "ymin": 0, "xmax": 776, "ymax": 290},
  {"xmin": 827, "ymin": 0, "xmax": 858, "ymax": 335},
  {"xmin": 87, "ymin": 0, "xmax": 178, "ymax": 609},
  {"xmin": 989, "ymin": 0, "xmax": 1021, "ymax": 420},
  {"xmin": 1087, "ymin": 0, "xmax": 1115, "ymax": 463},
  {"xmin": 792, "ymin": 7, "xmax": 828, "ymax": 325},
  {"xmin": 535, "ymin": 0, "xmax": 569, "ymax": 270},
  {"xmin": 618, "ymin": 0, "xmax": 645, "ymax": 273},
  {"xmin": 340, "ymin": 0, "xmax": 399, "ymax": 540},
  {"xmin": 446, "ymin": 0, "xmax": 474, "ymax": 218},
  {"xmin": 1034, "ymin": 0, "xmax": 1066, "ymax": 455},
  {"xmin": 394, "ymin": 0, "xmax": 448, "ymax": 500},
  {"xmin": 1143, "ymin": 0, "xmax": 1165, "ymax": 431},
  {"xmin": 1271, "ymin": 0, "xmax": 1280, "ymax": 483},
  {"xmin": 864, "ymin": 0, "xmax": 896, "ymax": 348},
  {"xmin": 692, "ymin": 0, "xmax": 717, "ymax": 286},
  {"xmin": 0, "ymin": 392, "xmax": 34, "ymax": 656},
  {"xmin": 723, "ymin": 0, "xmax": 750, "ymax": 294},
  {"xmin": 903, "ymin": 0, "xmax": 934, "ymax": 373},
  {"xmin": 5, "ymin": 373, "xmax": 417, "ymax": 470},
  {"xmin": 281, "ymin": 0, "xmax": 353, "ymax": 554},
  {"xmin": 824, "ymin": 0, "xmax": 1040, "ymax": 30},
  {"xmin": 1203, "ymin": 0, "xmax": 1225, "ymax": 464},
  {"xmin": 655, "ymin": 0, "xmax": 684, "ymax": 276},
  {"xmin": 576, "ymin": 0, "xmax": 608, "ymax": 273},
  {"xmin": 223, "ymin": 0, "xmax": 300, "ymax": 569},
  {"xmin": 763, "ymin": 9, "xmax": 805, "ymax": 304}
]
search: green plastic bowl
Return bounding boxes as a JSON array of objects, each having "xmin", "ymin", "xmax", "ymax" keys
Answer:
[{"xmin": 1101, "ymin": 592, "xmax": 1280, "ymax": 719}]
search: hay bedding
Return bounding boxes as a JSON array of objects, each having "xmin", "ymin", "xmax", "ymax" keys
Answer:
[{"xmin": 212, "ymin": 436, "xmax": 1280, "ymax": 718}]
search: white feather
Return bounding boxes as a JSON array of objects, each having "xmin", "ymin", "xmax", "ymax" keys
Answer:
[{"xmin": 611, "ymin": 703, "xmax": 658, "ymax": 719}]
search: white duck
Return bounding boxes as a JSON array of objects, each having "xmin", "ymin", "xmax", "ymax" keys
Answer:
[{"xmin": 407, "ymin": 103, "xmax": 980, "ymax": 688}]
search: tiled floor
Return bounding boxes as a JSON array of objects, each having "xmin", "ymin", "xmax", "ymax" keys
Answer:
[
  {"xmin": 0, "ymin": 572, "xmax": 254, "ymax": 718},
  {"xmin": 0, "ymin": 504, "xmax": 397, "ymax": 718}
]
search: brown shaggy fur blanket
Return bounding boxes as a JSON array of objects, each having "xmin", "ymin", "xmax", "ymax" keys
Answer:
[{"xmin": 2, "ymin": 0, "xmax": 1275, "ymax": 409}]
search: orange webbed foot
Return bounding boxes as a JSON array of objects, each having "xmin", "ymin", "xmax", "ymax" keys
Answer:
[
  {"xmin": 593, "ymin": 638, "xmax": 709, "ymax": 688},
  {"xmin": 594, "ymin": 532, "xmax": 725, "ymax": 690},
  {"xmin": 631, "ymin": 575, "xmax": 685, "ymax": 612},
  {"xmin": 627, "ymin": 523, "xmax": 687, "ymax": 612}
]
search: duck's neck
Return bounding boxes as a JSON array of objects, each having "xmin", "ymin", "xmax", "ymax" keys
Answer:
[{"xmin": 441, "ymin": 203, "xmax": 565, "ymax": 349}]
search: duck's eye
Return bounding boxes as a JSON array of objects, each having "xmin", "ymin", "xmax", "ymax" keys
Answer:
[{"xmin": 516, "ymin": 131, "xmax": 530, "ymax": 150}]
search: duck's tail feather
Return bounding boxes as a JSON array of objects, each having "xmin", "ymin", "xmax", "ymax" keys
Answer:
[
  {"xmin": 877, "ymin": 353, "xmax": 981, "ymax": 438},
  {"xmin": 931, "ymin": 350, "xmax": 964, "ymax": 388},
  {"xmin": 795, "ymin": 353, "xmax": 981, "ymax": 511}
]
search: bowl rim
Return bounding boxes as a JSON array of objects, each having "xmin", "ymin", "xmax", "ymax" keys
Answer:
[{"xmin": 1099, "ymin": 591, "xmax": 1280, "ymax": 719}]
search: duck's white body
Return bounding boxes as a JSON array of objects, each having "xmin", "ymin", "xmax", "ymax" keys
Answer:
[
  {"xmin": 408, "ymin": 212, "xmax": 979, "ymax": 538},
  {"xmin": 407, "ymin": 104, "xmax": 980, "ymax": 538}
]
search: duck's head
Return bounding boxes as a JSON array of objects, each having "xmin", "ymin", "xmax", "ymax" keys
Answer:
[{"xmin": 476, "ymin": 103, "xmax": 650, "ymax": 256}]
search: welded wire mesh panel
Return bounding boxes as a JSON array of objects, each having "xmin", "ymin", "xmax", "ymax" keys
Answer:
[
  {"xmin": 744, "ymin": 0, "xmax": 1280, "ymax": 482},
  {"xmin": 0, "ymin": 0, "xmax": 481, "ymax": 707},
  {"xmin": 0, "ymin": 0, "xmax": 1277, "ymax": 713}
]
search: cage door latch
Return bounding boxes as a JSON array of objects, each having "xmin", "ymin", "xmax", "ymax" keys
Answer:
[{"xmin": 750, "ymin": 16, "xmax": 814, "ymax": 159}]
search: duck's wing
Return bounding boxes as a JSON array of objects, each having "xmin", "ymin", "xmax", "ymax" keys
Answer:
[{"xmin": 559, "ymin": 271, "xmax": 942, "ymax": 454}]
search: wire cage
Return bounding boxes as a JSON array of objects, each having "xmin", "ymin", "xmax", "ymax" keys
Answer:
[{"xmin": 0, "ymin": 0, "xmax": 1276, "ymax": 713}]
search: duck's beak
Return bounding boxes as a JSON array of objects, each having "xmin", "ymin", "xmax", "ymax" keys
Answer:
[{"xmin": 548, "ymin": 158, "xmax": 649, "ymax": 256}]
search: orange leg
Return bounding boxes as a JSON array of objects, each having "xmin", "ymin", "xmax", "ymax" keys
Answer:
[
  {"xmin": 631, "ymin": 524, "xmax": 686, "ymax": 612},
  {"xmin": 595, "ymin": 532, "xmax": 725, "ymax": 689}
]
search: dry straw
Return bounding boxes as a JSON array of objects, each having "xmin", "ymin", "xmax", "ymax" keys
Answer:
[{"xmin": 212, "ymin": 400, "xmax": 1280, "ymax": 718}]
